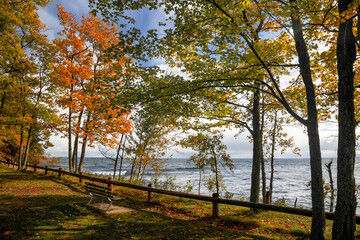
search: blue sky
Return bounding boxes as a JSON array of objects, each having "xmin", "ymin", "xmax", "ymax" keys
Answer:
[{"xmin": 38, "ymin": 0, "xmax": 340, "ymax": 159}]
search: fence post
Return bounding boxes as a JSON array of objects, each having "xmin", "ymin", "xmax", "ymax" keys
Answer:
[
  {"xmin": 212, "ymin": 193, "xmax": 219, "ymax": 218},
  {"xmin": 45, "ymin": 166, "xmax": 48, "ymax": 175},
  {"xmin": 107, "ymin": 177, "xmax": 113, "ymax": 192},
  {"xmin": 34, "ymin": 164, "xmax": 37, "ymax": 173},
  {"xmin": 58, "ymin": 168, "xmax": 62, "ymax": 178},
  {"xmin": 79, "ymin": 172, "xmax": 83, "ymax": 183},
  {"xmin": 148, "ymin": 183, "xmax": 154, "ymax": 203}
]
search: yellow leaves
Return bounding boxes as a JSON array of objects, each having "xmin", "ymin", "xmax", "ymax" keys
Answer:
[{"xmin": 338, "ymin": 2, "xmax": 358, "ymax": 22}]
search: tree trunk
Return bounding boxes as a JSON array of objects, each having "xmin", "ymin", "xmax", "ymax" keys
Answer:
[
  {"xmin": 72, "ymin": 110, "xmax": 83, "ymax": 173},
  {"xmin": 136, "ymin": 157, "xmax": 143, "ymax": 181},
  {"xmin": 250, "ymin": 87, "xmax": 261, "ymax": 202},
  {"xmin": 269, "ymin": 111, "xmax": 277, "ymax": 205},
  {"xmin": 260, "ymin": 154, "xmax": 266, "ymax": 203},
  {"xmin": 0, "ymin": 82, "xmax": 9, "ymax": 115},
  {"xmin": 130, "ymin": 157, "xmax": 136, "ymax": 183},
  {"xmin": 77, "ymin": 111, "xmax": 91, "ymax": 173},
  {"xmin": 212, "ymin": 147, "xmax": 220, "ymax": 196},
  {"xmin": 113, "ymin": 134, "xmax": 124, "ymax": 179},
  {"xmin": 71, "ymin": 136, "xmax": 79, "ymax": 173},
  {"xmin": 68, "ymin": 108, "xmax": 73, "ymax": 172},
  {"xmin": 118, "ymin": 135, "xmax": 127, "ymax": 180},
  {"xmin": 260, "ymin": 97, "xmax": 268, "ymax": 203},
  {"xmin": 332, "ymin": 0, "xmax": 357, "ymax": 238},
  {"xmin": 260, "ymin": 98, "xmax": 266, "ymax": 203},
  {"xmin": 113, "ymin": 144, "xmax": 121, "ymax": 179},
  {"xmin": 18, "ymin": 124, "xmax": 24, "ymax": 170},
  {"xmin": 23, "ymin": 126, "xmax": 32, "ymax": 168},
  {"xmin": 290, "ymin": 1, "xmax": 325, "ymax": 238},
  {"xmin": 198, "ymin": 169, "xmax": 202, "ymax": 195},
  {"xmin": 140, "ymin": 164, "xmax": 147, "ymax": 182},
  {"xmin": 78, "ymin": 135, "xmax": 87, "ymax": 173},
  {"xmin": 306, "ymin": 122, "xmax": 325, "ymax": 239},
  {"xmin": 325, "ymin": 161, "xmax": 334, "ymax": 212}
]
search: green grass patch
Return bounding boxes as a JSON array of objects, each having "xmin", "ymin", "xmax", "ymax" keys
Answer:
[{"xmin": 0, "ymin": 165, "xmax": 359, "ymax": 239}]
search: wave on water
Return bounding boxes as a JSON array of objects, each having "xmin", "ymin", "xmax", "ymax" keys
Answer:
[{"xmin": 91, "ymin": 170, "xmax": 128, "ymax": 176}]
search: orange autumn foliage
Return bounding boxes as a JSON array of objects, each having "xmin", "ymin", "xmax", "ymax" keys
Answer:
[{"xmin": 51, "ymin": 5, "xmax": 132, "ymax": 155}]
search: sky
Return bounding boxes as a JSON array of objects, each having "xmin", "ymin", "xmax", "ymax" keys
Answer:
[{"xmin": 38, "ymin": 0, "xmax": 341, "ymax": 159}]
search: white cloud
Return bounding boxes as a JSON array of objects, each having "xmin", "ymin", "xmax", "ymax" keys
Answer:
[{"xmin": 39, "ymin": 0, "xmax": 91, "ymax": 40}]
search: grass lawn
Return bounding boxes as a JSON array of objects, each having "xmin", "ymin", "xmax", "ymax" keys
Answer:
[{"xmin": 0, "ymin": 165, "xmax": 359, "ymax": 239}]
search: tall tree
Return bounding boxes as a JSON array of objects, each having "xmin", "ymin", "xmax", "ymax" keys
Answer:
[
  {"xmin": 52, "ymin": 6, "xmax": 132, "ymax": 172},
  {"xmin": 126, "ymin": 110, "xmax": 175, "ymax": 183},
  {"xmin": 262, "ymin": 105, "xmax": 301, "ymax": 204},
  {"xmin": 333, "ymin": 0, "xmax": 357, "ymax": 238},
  {"xmin": 0, "ymin": 0, "xmax": 57, "ymax": 168},
  {"xmin": 287, "ymin": 1, "xmax": 325, "ymax": 237}
]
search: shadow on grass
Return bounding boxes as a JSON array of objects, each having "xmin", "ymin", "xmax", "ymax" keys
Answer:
[
  {"xmin": 0, "ymin": 166, "xmax": 314, "ymax": 239},
  {"xmin": 0, "ymin": 195, "xmax": 90, "ymax": 240},
  {"xmin": 0, "ymin": 171, "xmax": 46, "ymax": 183},
  {"xmin": 0, "ymin": 193, "xmax": 297, "ymax": 240}
]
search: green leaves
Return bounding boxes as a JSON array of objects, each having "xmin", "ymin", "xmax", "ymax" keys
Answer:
[{"xmin": 180, "ymin": 132, "xmax": 233, "ymax": 174}]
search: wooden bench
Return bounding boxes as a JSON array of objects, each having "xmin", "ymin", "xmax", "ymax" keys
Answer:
[{"xmin": 85, "ymin": 182, "xmax": 123, "ymax": 211}]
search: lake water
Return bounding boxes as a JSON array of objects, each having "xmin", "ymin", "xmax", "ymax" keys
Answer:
[{"xmin": 54, "ymin": 157, "xmax": 360, "ymax": 214}]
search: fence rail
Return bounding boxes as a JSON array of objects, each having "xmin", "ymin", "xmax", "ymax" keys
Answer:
[{"xmin": 1, "ymin": 160, "xmax": 359, "ymax": 223}]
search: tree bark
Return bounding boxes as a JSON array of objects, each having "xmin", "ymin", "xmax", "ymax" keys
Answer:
[
  {"xmin": 18, "ymin": 124, "xmax": 24, "ymax": 170},
  {"xmin": 250, "ymin": 87, "xmax": 261, "ymax": 202},
  {"xmin": 212, "ymin": 147, "xmax": 220, "ymax": 196},
  {"xmin": 113, "ymin": 134, "xmax": 125, "ymax": 179},
  {"xmin": 0, "ymin": 82, "xmax": 9, "ymax": 115},
  {"xmin": 71, "ymin": 136, "xmax": 79, "ymax": 173},
  {"xmin": 113, "ymin": 144, "xmax": 121, "ymax": 179},
  {"xmin": 290, "ymin": 1, "xmax": 325, "ymax": 238},
  {"xmin": 23, "ymin": 126, "xmax": 32, "ymax": 168},
  {"xmin": 269, "ymin": 111, "xmax": 277, "ymax": 204},
  {"xmin": 332, "ymin": 0, "xmax": 357, "ymax": 238},
  {"xmin": 77, "ymin": 135, "xmax": 87, "ymax": 173},
  {"xmin": 325, "ymin": 161, "xmax": 334, "ymax": 212},
  {"xmin": 130, "ymin": 156, "xmax": 137, "ymax": 183},
  {"xmin": 68, "ymin": 97, "xmax": 73, "ymax": 172},
  {"xmin": 260, "ymin": 101, "xmax": 266, "ymax": 203},
  {"xmin": 260, "ymin": 152, "xmax": 266, "ymax": 203},
  {"xmin": 306, "ymin": 121, "xmax": 324, "ymax": 239},
  {"xmin": 77, "ymin": 111, "xmax": 91, "ymax": 173},
  {"xmin": 118, "ymin": 135, "xmax": 127, "ymax": 180},
  {"xmin": 72, "ymin": 110, "xmax": 83, "ymax": 173},
  {"xmin": 198, "ymin": 169, "xmax": 202, "ymax": 195}
]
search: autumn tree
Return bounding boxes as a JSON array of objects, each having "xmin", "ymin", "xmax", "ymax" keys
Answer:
[
  {"xmin": 333, "ymin": 0, "xmax": 357, "ymax": 238},
  {"xmin": 52, "ymin": 6, "xmax": 132, "ymax": 173},
  {"xmin": 180, "ymin": 131, "xmax": 233, "ymax": 196},
  {"xmin": 261, "ymin": 102, "xmax": 301, "ymax": 204},
  {"xmin": 0, "ymin": 0, "xmax": 59, "ymax": 169},
  {"xmin": 126, "ymin": 109, "xmax": 175, "ymax": 183}
]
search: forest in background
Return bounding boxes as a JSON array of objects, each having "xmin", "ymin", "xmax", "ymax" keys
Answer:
[{"xmin": 1, "ymin": 0, "xmax": 359, "ymax": 239}]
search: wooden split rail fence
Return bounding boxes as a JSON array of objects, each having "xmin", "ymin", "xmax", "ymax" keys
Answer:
[{"xmin": 1, "ymin": 160, "xmax": 359, "ymax": 224}]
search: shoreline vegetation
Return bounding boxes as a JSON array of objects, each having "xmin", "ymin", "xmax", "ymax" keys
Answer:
[{"xmin": 1, "ymin": 164, "xmax": 359, "ymax": 239}]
